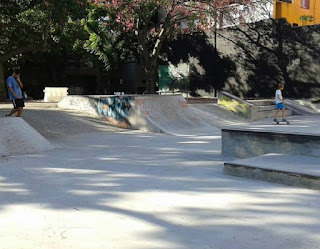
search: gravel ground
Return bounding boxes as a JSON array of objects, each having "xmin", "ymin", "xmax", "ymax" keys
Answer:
[{"xmin": 0, "ymin": 101, "xmax": 126, "ymax": 141}]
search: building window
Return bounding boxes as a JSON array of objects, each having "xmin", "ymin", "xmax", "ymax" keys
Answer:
[{"xmin": 301, "ymin": 0, "xmax": 309, "ymax": 9}]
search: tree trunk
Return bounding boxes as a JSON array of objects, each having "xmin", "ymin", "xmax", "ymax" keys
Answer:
[
  {"xmin": 144, "ymin": 63, "xmax": 158, "ymax": 94},
  {"xmin": 96, "ymin": 67, "xmax": 102, "ymax": 94},
  {"xmin": 0, "ymin": 62, "xmax": 7, "ymax": 101}
]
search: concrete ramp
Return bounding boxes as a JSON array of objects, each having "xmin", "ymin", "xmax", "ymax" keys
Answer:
[
  {"xmin": 130, "ymin": 95, "xmax": 216, "ymax": 135},
  {"xmin": 0, "ymin": 118, "xmax": 54, "ymax": 156},
  {"xmin": 285, "ymin": 100, "xmax": 320, "ymax": 115},
  {"xmin": 58, "ymin": 95, "xmax": 218, "ymax": 135}
]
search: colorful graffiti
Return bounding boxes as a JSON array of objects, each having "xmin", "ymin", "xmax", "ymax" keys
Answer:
[{"xmin": 97, "ymin": 96, "xmax": 134, "ymax": 128}]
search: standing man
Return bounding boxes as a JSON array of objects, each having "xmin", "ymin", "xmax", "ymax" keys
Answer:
[{"xmin": 6, "ymin": 69, "xmax": 25, "ymax": 117}]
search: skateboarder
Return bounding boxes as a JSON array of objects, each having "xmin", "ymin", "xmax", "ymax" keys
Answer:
[
  {"xmin": 273, "ymin": 83, "xmax": 288, "ymax": 124},
  {"xmin": 5, "ymin": 69, "xmax": 25, "ymax": 117}
]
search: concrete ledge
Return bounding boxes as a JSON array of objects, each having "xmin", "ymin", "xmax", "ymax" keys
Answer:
[
  {"xmin": 43, "ymin": 87, "xmax": 68, "ymax": 102},
  {"xmin": 222, "ymin": 128, "xmax": 320, "ymax": 158},
  {"xmin": 218, "ymin": 91, "xmax": 255, "ymax": 119},
  {"xmin": 224, "ymin": 154, "xmax": 320, "ymax": 189}
]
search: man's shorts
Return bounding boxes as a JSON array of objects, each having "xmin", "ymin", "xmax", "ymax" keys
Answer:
[
  {"xmin": 12, "ymin": 98, "xmax": 25, "ymax": 109},
  {"xmin": 276, "ymin": 103, "xmax": 285, "ymax": 110}
]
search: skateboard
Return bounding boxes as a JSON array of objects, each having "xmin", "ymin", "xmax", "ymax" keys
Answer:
[{"xmin": 274, "ymin": 120, "xmax": 290, "ymax": 125}]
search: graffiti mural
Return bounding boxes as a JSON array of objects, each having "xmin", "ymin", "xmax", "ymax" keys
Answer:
[{"xmin": 97, "ymin": 96, "xmax": 134, "ymax": 128}]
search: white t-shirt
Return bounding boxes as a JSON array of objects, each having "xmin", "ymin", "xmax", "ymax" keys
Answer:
[{"xmin": 275, "ymin": 89, "xmax": 283, "ymax": 104}]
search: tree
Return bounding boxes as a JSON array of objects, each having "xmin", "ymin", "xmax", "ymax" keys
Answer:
[
  {"xmin": 0, "ymin": 0, "xmax": 88, "ymax": 100},
  {"xmin": 90, "ymin": 0, "xmax": 252, "ymax": 93},
  {"xmin": 83, "ymin": 4, "xmax": 127, "ymax": 71},
  {"xmin": 300, "ymin": 15, "xmax": 313, "ymax": 26}
]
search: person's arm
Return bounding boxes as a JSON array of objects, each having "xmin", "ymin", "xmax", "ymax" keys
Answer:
[
  {"xmin": 16, "ymin": 76, "xmax": 23, "ymax": 88},
  {"xmin": 8, "ymin": 87, "xmax": 19, "ymax": 99},
  {"xmin": 276, "ymin": 94, "xmax": 282, "ymax": 101}
]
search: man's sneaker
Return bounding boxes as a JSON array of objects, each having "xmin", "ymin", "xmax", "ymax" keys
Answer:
[
  {"xmin": 273, "ymin": 118, "xmax": 277, "ymax": 122},
  {"xmin": 282, "ymin": 119, "xmax": 287, "ymax": 122}
]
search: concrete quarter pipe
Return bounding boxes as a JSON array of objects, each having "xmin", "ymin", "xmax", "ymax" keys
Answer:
[{"xmin": 58, "ymin": 95, "xmax": 218, "ymax": 135}]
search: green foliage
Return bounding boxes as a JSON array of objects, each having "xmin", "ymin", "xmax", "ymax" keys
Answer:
[
  {"xmin": 82, "ymin": 5, "xmax": 129, "ymax": 70},
  {"xmin": 0, "ymin": 0, "xmax": 88, "ymax": 64},
  {"xmin": 300, "ymin": 15, "xmax": 313, "ymax": 25},
  {"xmin": 0, "ymin": 0, "xmax": 89, "ymax": 100}
]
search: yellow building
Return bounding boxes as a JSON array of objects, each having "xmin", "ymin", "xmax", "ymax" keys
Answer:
[{"xmin": 274, "ymin": 0, "xmax": 320, "ymax": 26}]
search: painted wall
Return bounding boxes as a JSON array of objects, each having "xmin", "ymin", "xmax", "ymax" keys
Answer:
[
  {"xmin": 274, "ymin": 0, "xmax": 320, "ymax": 26},
  {"xmin": 97, "ymin": 96, "xmax": 134, "ymax": 128},
  {"xmin": 58, "ymin": 95, "xmax": 135, "ymax": 128}
]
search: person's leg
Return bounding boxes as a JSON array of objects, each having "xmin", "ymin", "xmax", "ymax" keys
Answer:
[
  {"xmin": 7, "ymin": 108, "xmax": 19, "ymax": 116},
  {"xmin": 7, "ymin": 100, "xmax": 19, "ymax": 116},
  {"xmin": 16, "ymin": 107, "xmax": 23, "ymax": 117},
  {"xmin": 274, "ymin": 110, "xmax": 280, "ymax": 121},
  {"xmin": 282, "ymin": 108, "xmax": 286, "ymax": 120}
]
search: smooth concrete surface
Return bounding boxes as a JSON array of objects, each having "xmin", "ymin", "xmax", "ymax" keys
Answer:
[
  {"xmin": 233, "ymin": 115, "xmax": 320, "ymax": 135},
  {"xmin": 132, "ymin": 95, "xmax": 218, "ymax": 135},
  {"xmin": 0, "ymin": 102, "xmax": 320, "ymax": 248},
  {"xmin": 224, "ymin": 154, "xmax": 320, "ymax": 189},
  {"xmin": 0, "ymin": 131, "xmax": 320, "ymax": 249}
]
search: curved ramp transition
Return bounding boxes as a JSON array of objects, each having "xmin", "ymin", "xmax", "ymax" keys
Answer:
[{"xmin": 58, "ymin": 95, "xmax": 218, "ymax": 135}]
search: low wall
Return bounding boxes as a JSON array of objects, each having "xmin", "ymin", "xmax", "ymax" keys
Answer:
[
  {"xmin": 43, "ymin": 87, "xmax": 68, "ymax": 102},
  {"xmin": 222, "ymin": 128, "xmax": 320, "ymax": 159},
  {"xmin": 218, "ymin": 91, "xmax": 259, "ymax": 120},
  {"xmin": 58, "ymin": 95, "xmax": 135, "ymax": 128},
  {"xmin": 58, "ymin": 95, "xmax": 162, "ymax": 132}
]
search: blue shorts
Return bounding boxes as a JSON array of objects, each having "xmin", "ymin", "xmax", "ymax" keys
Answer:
[{"xmin": 276, "ymin": 103, "xmax": 285, "ymax": 110}]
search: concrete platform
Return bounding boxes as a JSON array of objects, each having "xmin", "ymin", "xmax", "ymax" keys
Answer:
[
  {"xmin": 222, "ymin": 128, "xmax": 320, "ymax": 158},
  {"xmin": 224, "ymin": 154, "xmax": 320, "ymax": 189}
]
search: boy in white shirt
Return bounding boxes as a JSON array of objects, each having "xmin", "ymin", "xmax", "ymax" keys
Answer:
[{"xmin": 273, "ymin": 83, "xmax": 287, "ymax": 122}]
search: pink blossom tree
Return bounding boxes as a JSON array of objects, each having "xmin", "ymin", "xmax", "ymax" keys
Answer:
[{"xmin": 90, "ymin": 0, "xmax": 253, "ymax": 93}]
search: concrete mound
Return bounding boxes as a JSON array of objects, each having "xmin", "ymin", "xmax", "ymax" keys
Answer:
[
  {"xmin": 58, "ymin": 95, "xmax": 217, "ymax": 135},
  {"xmin": 0, "ymin": 118, "xmax": 54, "ymax": 156}
]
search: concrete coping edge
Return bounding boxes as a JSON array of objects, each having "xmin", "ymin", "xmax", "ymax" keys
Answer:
[{"xmin": 219, "ymin": 91, "xmax": 255, "ymax": 106}]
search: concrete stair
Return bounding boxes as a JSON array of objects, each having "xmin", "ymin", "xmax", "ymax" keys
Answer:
[
  {"xmin": 247, "ymin": 100, "xmax": 294, "ymax": 119},
  {"xmin": 224, "ymin": 154, "xmax": 320, "ymax": 190}
]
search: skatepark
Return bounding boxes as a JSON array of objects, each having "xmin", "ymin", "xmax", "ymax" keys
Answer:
[{"xmin": 0, "ymin": 95, "xmax": 320, "ymax": 249}]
